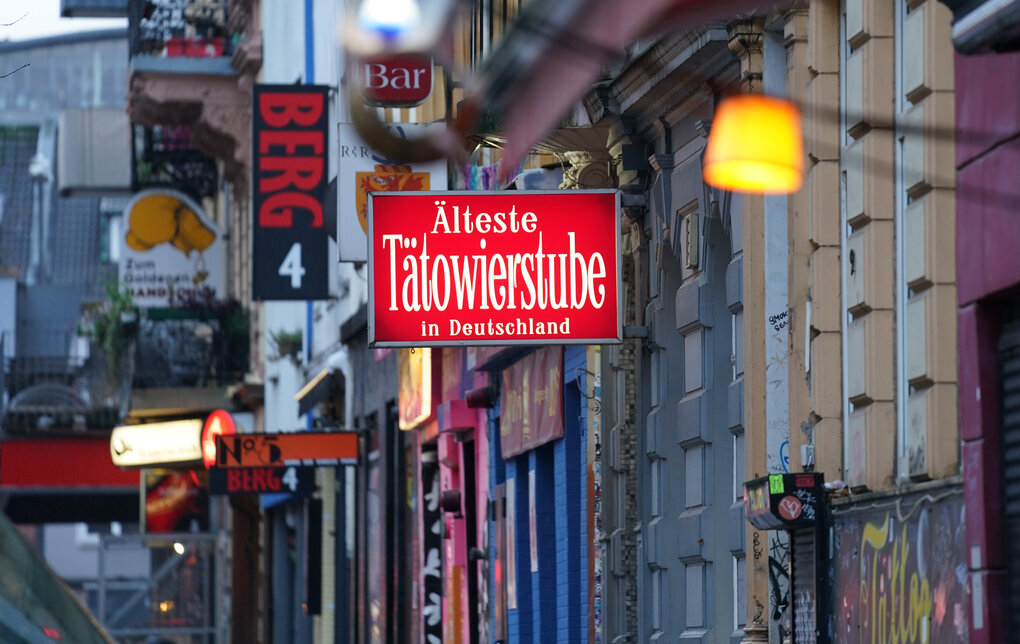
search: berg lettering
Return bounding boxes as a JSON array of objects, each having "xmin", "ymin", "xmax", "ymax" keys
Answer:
[{"xmin": 256, "ymin": 92, "xmax": 325, "ymax": 228}]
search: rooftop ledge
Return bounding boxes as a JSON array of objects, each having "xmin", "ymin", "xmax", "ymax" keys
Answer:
[{"xmin": 130, "ymin": 54, "xmax": 237, "ymax": 77}]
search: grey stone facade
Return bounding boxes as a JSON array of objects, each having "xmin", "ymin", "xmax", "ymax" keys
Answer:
[
  {"xmin": 593, "ymin": 28, "xmax": 753, "ymax": 643},
  {"xmin": 601, "ymin": 244, "xmax": 641, "ymax": 642}
]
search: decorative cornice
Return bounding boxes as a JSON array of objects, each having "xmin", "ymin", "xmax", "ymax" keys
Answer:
[
  {"xmin": 605, "ymin": 27, "xmax": 732, "ymax": 124},
  {"xmin": 560, "ymin": 149, "xmax": 617, "ymax": 190},
  {"xmin": 232, "ymin": 32, "xmax": 263, "ymax": 92},
  {"xmin": 783, "ymin": 4, "xmax": 810, "ymax": 49},
  {"xmin": 726, "ymin": 18, "xmax": 766, "ymax": 92}
]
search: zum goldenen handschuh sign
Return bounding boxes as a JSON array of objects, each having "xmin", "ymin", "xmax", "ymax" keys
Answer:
[{"xmin": 368, "ymin": 191, "xmax": 622, "ymax": 347}]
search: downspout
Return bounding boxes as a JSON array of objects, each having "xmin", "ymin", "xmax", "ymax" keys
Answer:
[
  {"xmin": 27, "ymin": 121, "xmax": 56, "ymax": 286},
  {"xmin": 305, "ymin": 0, "xmax": 317, "ymax": 433}
]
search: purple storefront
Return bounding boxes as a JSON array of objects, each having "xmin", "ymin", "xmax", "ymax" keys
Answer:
[{"xmin": 955, "ymin": 48, "xmax": 1020, "ymax": 644}]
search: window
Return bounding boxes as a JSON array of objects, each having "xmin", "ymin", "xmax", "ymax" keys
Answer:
[
  {"xmin": 686, "ymin": 562, "xmax": 705, "ymax": 629},
  {"xmin": 735, "ymin": 554, "xmax": 747, "ymax": 630},
  {"xmin": 685, "ymin": 329, "xmax": 704, "ymax": 393},
  {"xmin": 733, "ymin": 431, "xmax": 746, "ymax": 502},
  {"xmin": 651, "ymin": 568, "xmax": 662, "ymax": 630},
  {"xmin": 685, "ymin": 445, "xmax": 704, "ymax": 508},
  {"xmin": 732, "ymin": 310, "xmax": 745, "ymax": 379},
  {"xmin": 650, "ymin": 459, "xmax": 661, "ymax": 516}
]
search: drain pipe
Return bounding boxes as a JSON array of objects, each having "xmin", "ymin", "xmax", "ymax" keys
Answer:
[{"xmin": 26, "ymin": 121, "xmax": 56, "ymax": 285}]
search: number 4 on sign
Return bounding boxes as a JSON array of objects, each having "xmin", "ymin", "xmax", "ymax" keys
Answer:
[
  {"xmin": 279, "ymin": 243, "xmax": 306, "ymax": 288},
  {"xmin": 281, "ymin": 467, "xmax": 299, "ymax": 492}
]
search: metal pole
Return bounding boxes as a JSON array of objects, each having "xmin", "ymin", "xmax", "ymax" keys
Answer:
[{"xmin": 97, "ymin": 537, "xmax": 106, "ymax": 631}]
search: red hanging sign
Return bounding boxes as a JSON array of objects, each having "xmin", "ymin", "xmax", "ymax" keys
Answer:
[{"xmin": 368, "ymin": 190, "xmax": 622, "ymax": 346}]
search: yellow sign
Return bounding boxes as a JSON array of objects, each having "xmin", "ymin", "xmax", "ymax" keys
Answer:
[
  {"xmin": 119, "ymin": 189, "xmax": 224, "ymax": 307},
  {"xmin": 110, "ymin": 419, "xmax": 204, "ymax": 468},
  {"xmin": 398, "ymin": 348, "xmax": 432, "ymax": 430}
]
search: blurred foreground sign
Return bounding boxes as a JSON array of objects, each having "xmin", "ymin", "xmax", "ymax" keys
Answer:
[{"xmin": 358, "ymin": 54, "xmax": 433, "ymax": 106}]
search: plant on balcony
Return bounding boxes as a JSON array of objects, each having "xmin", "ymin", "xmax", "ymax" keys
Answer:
[
  {"xmin": 268, "ymin": 329, "xmax": 303, "ymax": 365},
  {"xmin": 164, "ymin": 291, "xmax": 252, "ymax": 382},
  {"xmin": 77, "ymin": 283, "xmax": 137, "ymax": 384}
]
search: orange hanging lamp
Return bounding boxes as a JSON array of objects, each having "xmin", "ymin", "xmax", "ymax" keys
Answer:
[{"xmin": 703, "ymin": 94, "xmax": 804, "ymax": 194}]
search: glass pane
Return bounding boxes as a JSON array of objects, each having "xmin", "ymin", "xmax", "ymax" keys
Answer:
[
  {"xmin": 685, "ymin": 445, "xmax": 704, "ymax": 508},
  {"xmin": 686, "ymin": 562, "xmax": 705, "ymax": 628}
]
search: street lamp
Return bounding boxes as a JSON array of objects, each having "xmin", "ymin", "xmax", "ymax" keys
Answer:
[
  {"xmin": 343, "ymin": 0, "xmax": 459, "ymax": 56},
  {"xmin": 357, "ymin": 0, "xmax": 422, "ymax": 40},
  {"xmin": 702, "ymin": 94, "xmax": 804, "ymax": 195}
]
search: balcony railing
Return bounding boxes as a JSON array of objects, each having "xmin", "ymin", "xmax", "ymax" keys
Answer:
[
  {"xmin": 128, "ymin": 0, "xmax": 232, "ymax": 59},
  {"xmin": 96, "ymin": 532, "xmax": 219, "ymax": 642},
  {"xmin": 132, "ymin": 123, "xmax": 219, "ymax": 201},
  {"xmin": 132, "ymin": 304, "xmax": 249, "ymax": 389},
  {"xmin": 0, "ymin": 326, "xmax": 127, "ymax": 435}
]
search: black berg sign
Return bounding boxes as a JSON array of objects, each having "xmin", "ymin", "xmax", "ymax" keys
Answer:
[
  {"xmin": 253, "ymin": 84, "xmax": 329, "ymax": 301},
  {"xmin": 208, "ymin": 466, "xmax": 315, "ymax": 496}
]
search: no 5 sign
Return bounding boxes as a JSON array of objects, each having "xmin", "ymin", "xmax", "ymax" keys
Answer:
[{"xmin": 253, "ymin": 84, "xmax": 329, "ymax": 300}]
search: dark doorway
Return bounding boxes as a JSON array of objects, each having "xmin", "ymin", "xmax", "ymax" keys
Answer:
[{"xmin": 463, "ymin": 438, "xmax": 480, "ymax": 644}]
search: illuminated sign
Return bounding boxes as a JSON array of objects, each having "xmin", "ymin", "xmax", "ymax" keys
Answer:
[
  {"xmin": 110, "ymin": 420, "xmax": 203, "ymax": 468},
  {"xmin": 358, "ymin": 54, "xmax": 433, "ymax": 106},
  {"xmin": 398, "ymin": 348, "xmax": 432, "ymax": 430},
  {"xmin": 201, "ymin": 409, "xmax": 236, "ymax": 469},
  {"xmin": 253, "ymin": 84, "xmax": 329, "ymax": 300},
  {"xmin": 208, "ymin": 466, "xmax": 316, "ymax": 496},
  {"xmin": 215, "ymin": 432, "xmax": 359, "ymax": 468},
  {"xmin": 368, "ymin": 190, "xmax": 622, "ymax": 346},
  {"xmin": 145, "ymin": 470, "xmax": 207, "ymax": 532}
]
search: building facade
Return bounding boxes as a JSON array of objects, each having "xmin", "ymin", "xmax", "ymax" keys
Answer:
[{"xmin": 576, "ymin": 0, "xmax": 969, "ymax": 642}]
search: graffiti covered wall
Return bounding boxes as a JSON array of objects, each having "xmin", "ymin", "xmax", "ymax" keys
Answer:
[{"xmin": 831, "ymin": 487, "xmax": 968, "ymax": 643}]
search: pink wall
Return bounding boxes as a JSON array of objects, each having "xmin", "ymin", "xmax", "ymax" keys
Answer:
[
  {"xmin": 956, "ymin": 50, "xmax": 1020, "ymax": 644},
  {"xmin": 955, "ymin": 51, "xmax": 1020, "ymax": 307},
  {"xmin": 436, "ymin": 364, "xmax": 491, "ymax": 644}
]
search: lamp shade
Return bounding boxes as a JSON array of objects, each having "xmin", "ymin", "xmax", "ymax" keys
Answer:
[
  {"xmin": 357, "ymin": 0, "xmax": 422, "ymax": 39},
  {"xmin": 344, "ymin": 0, "xmax": 458, "ymax": 56},
  {"xmin": 703, "ymin": 95, "xmax": 804, "ymax": 194}
]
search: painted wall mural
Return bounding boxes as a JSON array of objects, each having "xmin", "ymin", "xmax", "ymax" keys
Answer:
[{"xmin": 831, "ymin": 489, "xmax": 968, "ymax": 643}]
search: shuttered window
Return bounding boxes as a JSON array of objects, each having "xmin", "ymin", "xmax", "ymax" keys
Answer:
[
  {"xmin": 790, "ymin": 528, "xmax": 817, "ymax": 644},
  {"xmin": 999, "ymin": 320, "xmax": 1020, "ymax": 633}
]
